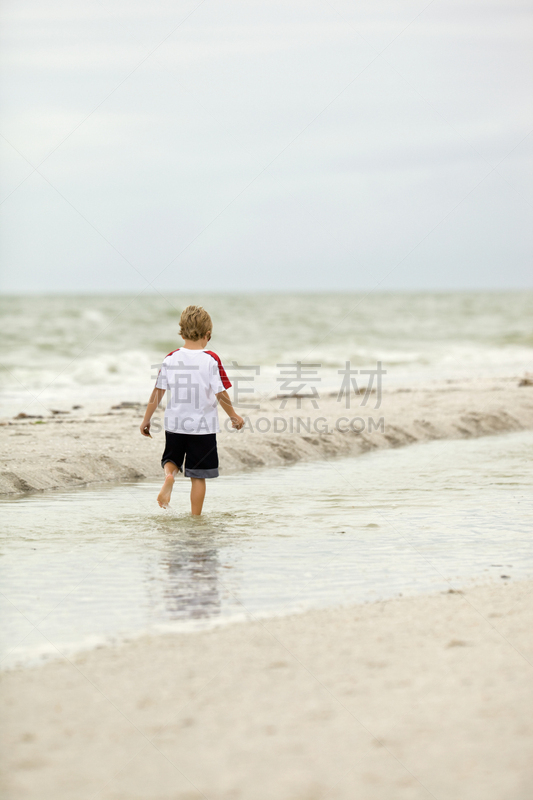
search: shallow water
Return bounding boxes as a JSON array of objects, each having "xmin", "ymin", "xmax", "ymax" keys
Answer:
[{"xmin": 1, "ymin": 430, "xmax": 532, "ymax": 669}]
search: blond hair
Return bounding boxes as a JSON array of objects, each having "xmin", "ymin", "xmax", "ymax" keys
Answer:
[{"xmin": 179, "ymin": 305, "xmax": 212, "ymax": 342}]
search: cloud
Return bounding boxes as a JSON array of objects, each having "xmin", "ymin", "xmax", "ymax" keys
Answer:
[{"xmin": 0, "ymin": 0, "xmax": 531, "ymax": 291}]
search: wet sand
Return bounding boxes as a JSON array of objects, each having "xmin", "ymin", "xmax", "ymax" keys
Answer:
[
  {"xmin": 1, "ymin": 375, "xmax": 532, "ymax": 496},
  {"xmin": 1, "ymin": 579, "xmax": 532, "ymax": 799}
]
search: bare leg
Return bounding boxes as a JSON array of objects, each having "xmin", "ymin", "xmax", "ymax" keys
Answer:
[
  {"xmin": 157, "ymin": 461, "xmax": 179, "ymax": 508},
  {"xmin": 190, "ymin": 478, "xmax": 206, "ymax": 516}
]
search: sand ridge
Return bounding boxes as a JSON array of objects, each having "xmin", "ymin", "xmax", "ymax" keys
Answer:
[{"xmin": 1, "ymin": 375, "xmax": 532, "ymax": 495}]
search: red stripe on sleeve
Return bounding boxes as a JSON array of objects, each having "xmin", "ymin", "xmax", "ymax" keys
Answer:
[{"xmin": 205, "ymin": 350, "xmax": 232, "ymax": 389}]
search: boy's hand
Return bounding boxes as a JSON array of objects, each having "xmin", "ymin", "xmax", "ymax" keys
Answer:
[
  {"xmin": 230, "ymin": 414, "xmax": 244, "ymax": 430},
  {"xmin": 140, "ymin": 421, "xmax": 152, "ymax": 438}
]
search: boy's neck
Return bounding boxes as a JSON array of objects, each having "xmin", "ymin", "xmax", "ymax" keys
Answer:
[{"xmin": 182, "ymin": 339, "xmax": 207, "ymax": 350}]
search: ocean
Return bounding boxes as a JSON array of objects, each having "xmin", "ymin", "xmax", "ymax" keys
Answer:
[{"xmin": 1, "ymin": 291, "xmax": 532, "ymax": 416}]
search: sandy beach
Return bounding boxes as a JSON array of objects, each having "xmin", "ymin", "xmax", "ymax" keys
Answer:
[
  {"xmin": 2, "ymin": 370, "xmax": 532, "ymax": 798},
  {"xmin": 1, "ymin": 375, "xmax": 532, "ymax": 496},
  {"xmin": 2, "ymin": 0, "xmax": 532, "ymax": 793},
  {"xmin": 1, "ymin": 579, "xmax": 532, "ymax": 799}
]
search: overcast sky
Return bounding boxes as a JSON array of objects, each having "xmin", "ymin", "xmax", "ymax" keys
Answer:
[{"xmin": 0, "ymin": 0, "xmax": 531, "ymax": 293}]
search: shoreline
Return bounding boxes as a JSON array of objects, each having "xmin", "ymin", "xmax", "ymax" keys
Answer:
[
  {"xmin": 1, "ymin": 374, "xmax": 532, "ymax": 497},
  {"xmin": 4, "ymin": 569, "xmax": 525, "ymax": 674},
  {"xmin": 1, "ymin": 579, "xmax": 531, "ymax": 799}
]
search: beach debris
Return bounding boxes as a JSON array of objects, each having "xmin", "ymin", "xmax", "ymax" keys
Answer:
[
  {"xmin": 276, "ymin": 393, "xmax": 320, "ymax": 400},
  {"xmin": 324, "ymin": 387, "xmax": 376, "ymax": 397},
  {"xmin": 72, "ymin": 405, "xmax": 83, "ymax": 409},
  {"xmin": 111, "ymin": 401, "xmax": 143, "ymax": 409},
  {"xmin": 50, "ymin": 409, "xmax": 70, "ymax": 415},
  {"xmin": 14, "ymin": 412, "xmax": 43, "ymax": 419},
  {"xmin": 500, "ymin": 575, "xmax": 510, "ymax": 579},
  {"xmin": 446, "ymin": 589, "xmax": 463, "ymax": 594},
  {"xmin": 518, "ymin": 374, "xmax": 533, "ymax": 387}
]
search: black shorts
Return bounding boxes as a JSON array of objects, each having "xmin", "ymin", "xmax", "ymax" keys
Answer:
[{"xmin": 161, "ymin": 431, "xmax": 219, "ymax": 479}]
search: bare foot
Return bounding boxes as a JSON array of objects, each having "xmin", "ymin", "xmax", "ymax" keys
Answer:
[{"xmin": 157, "ymin": 474, "xmax": 175, "ymax": 508}]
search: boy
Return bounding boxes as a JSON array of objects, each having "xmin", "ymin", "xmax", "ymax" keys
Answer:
[{"xmin": 140, "ymin": 305, "xmax": 244, "ymax": 514}]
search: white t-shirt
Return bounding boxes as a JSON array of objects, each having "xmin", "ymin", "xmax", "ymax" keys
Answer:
[{"xmin": 155, "ymin": 348, "xmax": 232, "ymax": 435}]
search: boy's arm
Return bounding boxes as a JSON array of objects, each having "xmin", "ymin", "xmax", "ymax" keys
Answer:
[
  {"xmin": 140, "ymin": 387, "xmax": 166, "ymax": 438},
  {"xmin": 216, "ymin": 390, "xmax": 244, "ymax": 430}
]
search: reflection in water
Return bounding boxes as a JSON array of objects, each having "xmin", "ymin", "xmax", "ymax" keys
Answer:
[
  {"xmin": 148, "ymin": 517, "xmax": 231, "ymax": 622},
  {"xmin": 162, "ymin": 536, "xmax": 221, "ymax": 620}
]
